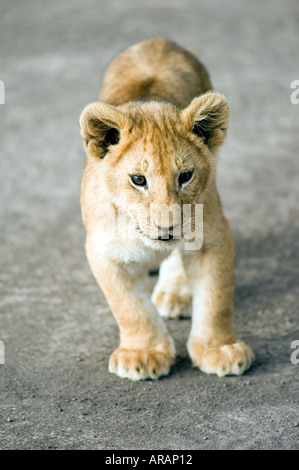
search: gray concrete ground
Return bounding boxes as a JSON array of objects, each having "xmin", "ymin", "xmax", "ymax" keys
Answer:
[{"xmin": 0, "ymin": 0, "xmax": 299, "ymax": 450}]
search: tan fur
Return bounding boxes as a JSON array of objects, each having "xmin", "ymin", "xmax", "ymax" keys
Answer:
[{"xmin": 79, "ymin": 38, "xmax": 254, "ymax": 380}]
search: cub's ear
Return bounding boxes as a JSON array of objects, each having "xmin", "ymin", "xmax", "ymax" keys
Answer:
[
  {"xmin": 181, "ymin": 92, "xmax": 230, "ymax": 151},
  {"xmin": 79, "ymin": 102, "xmax": 131, "ymax": 158}
]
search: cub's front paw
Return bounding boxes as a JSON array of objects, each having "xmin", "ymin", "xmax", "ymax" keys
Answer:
[
  {"xmin": 151, "ymin": 284, "xmax": 191, "ymax": 319},
  {"xmin": 188, "ymin": 338, "xmax": 254, "ymax": 377},
  {"xmin": 109, "ymin": 348, "xmax": 175, "ymax": 380}
]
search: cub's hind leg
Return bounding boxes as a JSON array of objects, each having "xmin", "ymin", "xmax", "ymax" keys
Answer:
[{"xmin": 151, "ymin": 249, "xmax": 191, "ymax": 319}]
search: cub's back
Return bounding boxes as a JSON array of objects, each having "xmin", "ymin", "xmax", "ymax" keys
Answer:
[{"xmin": 99, "ymin": 37, "xmax": 213, "ymax": 108}]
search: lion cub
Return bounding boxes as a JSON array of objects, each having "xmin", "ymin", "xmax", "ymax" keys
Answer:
[{"xmin": 79, "ymin": 38, "xmax": 254, "ymax": 380}]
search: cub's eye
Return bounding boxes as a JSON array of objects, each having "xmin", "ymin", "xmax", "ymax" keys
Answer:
[
  {"xmin": 131, "ymin": 175, "xmax": 147, "ymax": 187},
  {"xmin": 178, "ymin": 171, "xmax": 193, "ymax": 187}
]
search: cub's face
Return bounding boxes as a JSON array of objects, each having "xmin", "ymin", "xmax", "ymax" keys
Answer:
[{"xmin": 80, "ymin": 93, "xmax": 229, "ymax": 250}]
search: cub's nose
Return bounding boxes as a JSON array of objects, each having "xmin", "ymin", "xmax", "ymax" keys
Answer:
[
  {"xmin": 158, "ymin": 232, "xmax": 175, "ymax": 241},
  {"xmin": 154, "ymin": 221, "xmax": 180, "ymax": 231},
  {"xmin": 154, "ymin": 221, "xmax": 181, "ymax": 241}
]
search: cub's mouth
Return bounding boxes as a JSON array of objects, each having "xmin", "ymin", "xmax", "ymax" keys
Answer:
[
  {"xmin": 136, "ymin": 226, "xmax": 182, "ymax": 245},
  {"xmin": 150, "ymin": 233, "xmax": 180, "ymax": 241}
]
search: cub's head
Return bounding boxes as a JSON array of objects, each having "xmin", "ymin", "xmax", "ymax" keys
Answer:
[{"xmin": 79, "ymin": 92, "xmax": 229, "ymax": 250}]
